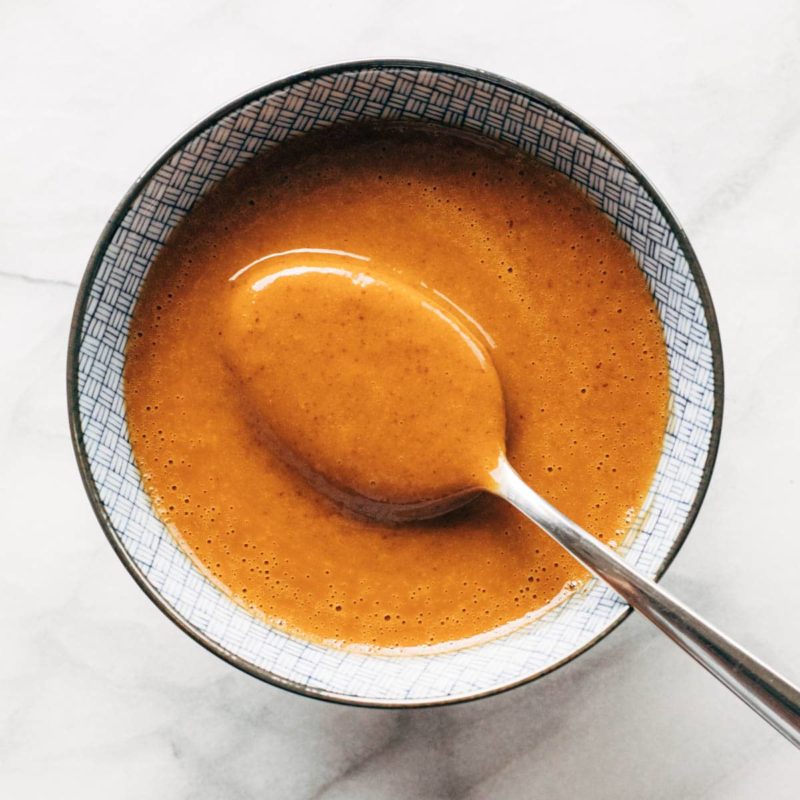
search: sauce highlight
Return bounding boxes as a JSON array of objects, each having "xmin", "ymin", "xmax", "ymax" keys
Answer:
[{"xmin": 125, "ymin": 122, "xmax": 669, "ymax": 649}]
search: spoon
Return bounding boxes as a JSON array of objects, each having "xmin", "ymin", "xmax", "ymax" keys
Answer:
[{"xmin": 227, "ymin": 255, "xmax": 800, "ymax": 747}]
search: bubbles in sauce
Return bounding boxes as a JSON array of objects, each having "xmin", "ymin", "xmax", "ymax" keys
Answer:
[{"xmin": 124, "ymin": 122, "xmax": 669, "ymax": 650}]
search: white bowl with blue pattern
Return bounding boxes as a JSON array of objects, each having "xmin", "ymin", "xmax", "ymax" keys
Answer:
[{"xmin": 68, "ymin": 61, "xmax": 723, "ymax": 706}]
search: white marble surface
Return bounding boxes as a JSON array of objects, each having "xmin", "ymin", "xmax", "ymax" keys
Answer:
[{"xmin": 2, "ymin": 0, "xmax": 799, "ymax": 796}]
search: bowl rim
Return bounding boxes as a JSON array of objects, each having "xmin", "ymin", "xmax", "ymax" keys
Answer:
[{"xmin": 67, "ymin": 58, "xmax": 725, "ymax": 708}]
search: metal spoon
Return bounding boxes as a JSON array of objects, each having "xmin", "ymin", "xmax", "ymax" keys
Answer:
[{"xmin": 232, "ymin": 261, "xmax": 800, "ymax": 746}]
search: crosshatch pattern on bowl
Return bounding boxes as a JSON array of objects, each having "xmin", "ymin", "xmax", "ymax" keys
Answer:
[{"xmin": 73, "ymin": 64, "xmax": 718, "ymax": 704}]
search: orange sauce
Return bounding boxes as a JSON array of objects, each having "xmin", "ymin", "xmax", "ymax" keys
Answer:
[{"xmin": 125, "ymin": 123, "xmax": 669, "ymax": 649}]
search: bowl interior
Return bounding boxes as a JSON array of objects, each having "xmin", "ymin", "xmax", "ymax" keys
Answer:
[{"xmin": 70, "ymin": 62, "xmax": 720, "ymax": 705}]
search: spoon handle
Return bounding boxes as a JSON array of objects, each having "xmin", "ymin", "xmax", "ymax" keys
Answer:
[{"xmin": 492, "ymin": 456, "xmax": 800, "ymax": 749}]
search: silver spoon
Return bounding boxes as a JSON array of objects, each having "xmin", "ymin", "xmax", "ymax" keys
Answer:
[{"xmin": 231, "ymin": 262, "xmax": 800, "ymax": 746}]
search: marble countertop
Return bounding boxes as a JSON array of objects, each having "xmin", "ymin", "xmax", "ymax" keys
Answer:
[{"xmin": 2, "ymin": 1, "xmax": 799, "ymax": 796}]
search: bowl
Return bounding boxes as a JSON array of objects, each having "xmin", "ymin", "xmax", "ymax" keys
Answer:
[{"xmin": 68, "ymin": 60, "xmax": 723, "ymax": 706}]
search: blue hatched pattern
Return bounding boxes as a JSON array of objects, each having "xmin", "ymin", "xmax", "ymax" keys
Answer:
[{"xmin": 75, "ymin": 66, "xmax": 717, "ymax": 702}]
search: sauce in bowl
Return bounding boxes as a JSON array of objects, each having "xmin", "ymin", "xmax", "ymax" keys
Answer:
[{"xmin": 125, "ymin": 122, "xmax": 669, "ymax": 649}]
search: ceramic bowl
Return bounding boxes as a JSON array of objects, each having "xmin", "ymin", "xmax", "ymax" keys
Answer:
[{"xmin": 68, "ymin": 60, "xmax": 723, "ymax": 706}]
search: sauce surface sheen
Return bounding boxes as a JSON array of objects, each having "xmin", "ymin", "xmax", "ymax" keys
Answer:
[{"xmin": 125, "ymin": 123, "xmax": 669, "ymax": 650}]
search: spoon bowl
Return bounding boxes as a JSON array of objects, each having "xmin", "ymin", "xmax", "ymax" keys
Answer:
[{"xmin": 223, "ymin": 252, "xmax": 505, "ymax": 519}]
